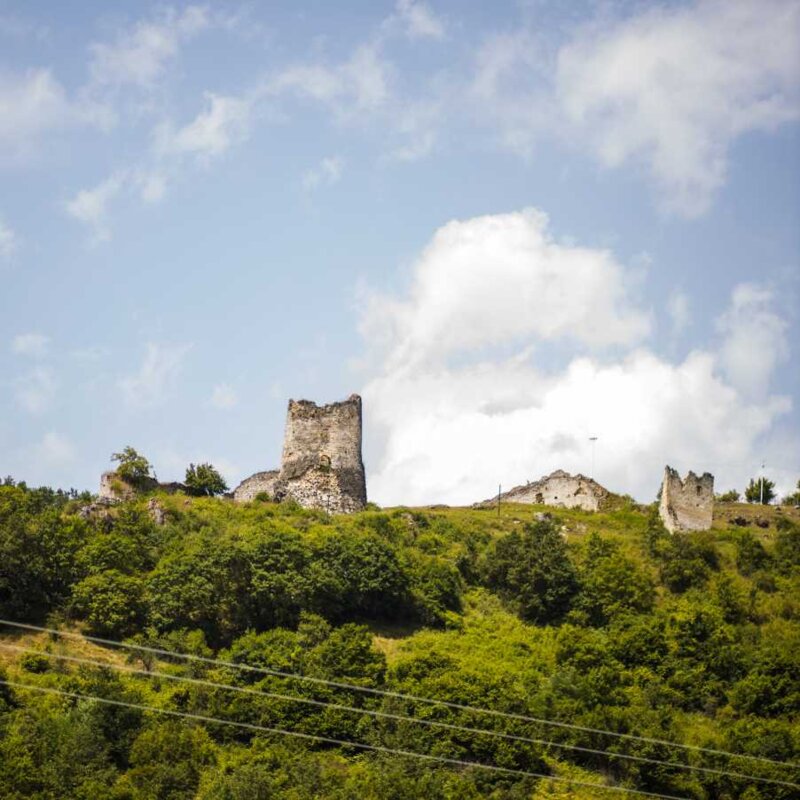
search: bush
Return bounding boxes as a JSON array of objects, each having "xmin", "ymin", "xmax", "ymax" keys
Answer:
[
  {"xmin": 71, "ymin": 570, "xmax": 147, "ymax": 638},
  {"xmin": 20, "ymin": 652, "xmax": 51, "ymax": 673},
  {"xmin": 482, "ymin": 519, "xmax": 579, "ymax": 624}
]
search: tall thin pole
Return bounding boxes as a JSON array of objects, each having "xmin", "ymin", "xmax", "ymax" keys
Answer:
[
  {"xmin": 497, "ymin": 484, "xmax": 501, "ymax": 517},
  {"xmin": 760, "ymin": 461, "xmax": 765, "ymax": 505},
  {"xmin": 589, "ymin": 437, "xmax": 598, "ymax": 480}
]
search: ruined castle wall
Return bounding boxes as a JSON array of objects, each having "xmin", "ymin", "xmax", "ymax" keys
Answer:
[
  {"xmin": 279, "ymin": 394, "xmax": 367, "ymax": 513},
  {"xmin": 477, "ymin": 470, "xmax": 610, "ymax": 511},
  {"xmin": 659, "ymin": 466, "xmax": 714, "ymax": 533},
  {"xmin": 232, "ymin": 470, "xmax": 280, "ymax": 503}
]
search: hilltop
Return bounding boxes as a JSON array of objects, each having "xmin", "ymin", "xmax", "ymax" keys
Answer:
[{"xmin": 0, "ymin": 481, "xmax": 799, "ymax": 799}]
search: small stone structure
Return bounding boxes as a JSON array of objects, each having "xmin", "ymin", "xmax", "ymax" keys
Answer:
[
  {"xmin": 477, "ymin": 470, "xmax": 610, "ymax": 511},
  {"xmin": 231, "ymin": 470, "xmax": 280, "ymax": 503},
  {"xmin": 658, "ymin": 466, "xmax": 714, "ymax": 533},
  {"xmin": 234, "ymin": 394, "xmax": 367, "ymax": 514}
]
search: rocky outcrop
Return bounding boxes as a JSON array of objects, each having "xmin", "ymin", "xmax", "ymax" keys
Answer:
[
  {"xmin": 477, "ymin": 470, "xmax": 610, "ymax": 511},
  {"xmin": 232, "ymin": 470, "xmax": 280, "ymax": 502},
  {"xmin": 658, "ymin": 466, "xmax": 714, "ymax": 533},
  {"xmin": 97, "ymin": 471, "xmax": 186, "ymax": 503},
  {"xmin": 233, "ymin": 394, "xmax": 367, "ymax": 514}
]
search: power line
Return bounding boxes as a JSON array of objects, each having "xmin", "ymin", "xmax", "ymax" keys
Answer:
[
  {"xmin": 0, "ymin": 678, "xmax": 692, "ymax": 800},
  {"xmin": 2, "ymin": 619, "xmax": 797, "ymax": 771},
  {"xmin": 4, "ymin": 643, "xmax": 794, "ymax": 790}
]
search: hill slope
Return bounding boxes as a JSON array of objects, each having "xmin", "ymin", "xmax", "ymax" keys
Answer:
[{"xmin": 0, "ymin": 482, "xmax": 798, "ymax": 799}]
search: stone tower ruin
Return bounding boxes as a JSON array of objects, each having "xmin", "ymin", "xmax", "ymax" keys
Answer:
[
  {"xmin": 234, "ymin": 393, "xmax": 367, "ymax": 514},
  {"xmin": 658, "ymin": 465, "xmax": 714, "ymax": 533}
]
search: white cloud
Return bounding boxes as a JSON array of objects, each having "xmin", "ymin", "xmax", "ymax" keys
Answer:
[
  {"xmin": 210, "ymin": 383, "xmax": 238, "ymax": 409},
  {"xmin": 156, "ymin": 92, "xmax": 252, "ymax": 159},
  {"xmin": 270, "ymin": 43, "xmax": 390, "ymax": 119},
  {"xmin": 555, "ymin": 0, "xmax": 800, "ymax": 216},
  {"xmin": 88, "ymin": 5, "xmax": 210, "ymax": 89},
  {"xmin": 358, "ymin": 209, "xmax": 792, "ymax": 505},
  {"xmin": 14, "ymin": 366, "xmax": 55, "ymax": 414},
  {"xmin": 137, "ymin": 170, "xmax": 167, "ymax": 203},
  {"xmin": 667, "ymin": 290, "xmax": 690, "ymax": 336},
  {"xmin": 36, "ymin": 431, "xmax": 75, "ymax": 464},
  {"xmin": 302, "ymin": 155, "xmax": 344, "ymax": 191},
  {"xmin": 360, "ymin": 209, "xmax": 651, "ymax": 371},
  {"xmin": 716, "ymin": 282, "xmax": 789, "ymax": 397},
  {"xmin": 119, "ymin": 342, "xmax": 192, "ymax": 408},
  {"xmin": 11, "ymin": 333, "xmax": 50, "ymax": 358},
  {"xmin": 394, "ymin": 0, "xmax": 445, "ymax": 40},
  {"xmin": 0, "ymin": 217, "xmax": 17, "ymax": 258},
  {"xmin": 65, "ymin": 171, "xmax": 126, "ymax": 243}
]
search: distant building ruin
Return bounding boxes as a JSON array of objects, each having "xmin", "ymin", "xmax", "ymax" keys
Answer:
[
  {"xmin": 234, "ymin": 394, "xmax": 367, "ymax": 514},
  {"xmin": 658, "ymin": 466, "xmax": 714, "ymax": 533},
  {"xmin": 477, "ymin": 469, "xmax": 611, "ymax": 512}
]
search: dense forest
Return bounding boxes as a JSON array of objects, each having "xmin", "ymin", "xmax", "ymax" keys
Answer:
[{"xmin": 0, "ymin": 479, "xmax": 798, "ymax": 799}]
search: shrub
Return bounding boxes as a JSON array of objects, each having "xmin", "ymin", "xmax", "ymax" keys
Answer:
[{"xmin": 482, "ymin": 519, "xmax": 579, "ymax": 624}]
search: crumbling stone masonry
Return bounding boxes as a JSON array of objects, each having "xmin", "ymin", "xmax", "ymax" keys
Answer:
[
  {"xmin": 231, "ymin": 470, "xmax": 280, "ymax": 503},
  {"xmin": 658, "ymin": 465, "xmax": 714, "ymax": 533},
  {"xmin": 477, "ymin": 469, "xmax": 611, "ymax": 512},
  {"xmin": 233, "ymin": 394, "xmax": 367, "ymax": 514}
]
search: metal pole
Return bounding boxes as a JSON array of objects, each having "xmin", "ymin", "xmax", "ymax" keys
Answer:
[
  {"xmin": 589, "ymin": 437, "xmax": 598, "ymax": 480},
  {"xmin": 760, "ymin": 462, "xmax": 765, "ymax": 505}
]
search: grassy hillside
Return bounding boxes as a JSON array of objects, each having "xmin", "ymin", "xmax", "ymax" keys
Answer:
[{"xmin": 0, "ymin": 481, "xmax": 799, "ymax": 799}]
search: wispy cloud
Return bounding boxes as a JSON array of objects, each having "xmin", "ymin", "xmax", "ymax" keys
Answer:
[
  {"xmin": 302, "ymin": 155, "xmax": 343, "ymax": 191},
  {"xmin": 119, "ymin": 342, "xmax": 192, "ymax": 408},
  {"xmin": 65, "ymin": 171, "xmax": 126, "ymax": 244},
  {"xmin": 14, "ymin": 366, "xmax": 56, "ymax": 414},
  {"xmin": 210, "ymin": 383, "xmax": 238, "ymax": 409},
  {"xmin": 155, "ymin": 92, "xmax": 253, "ymax": 160},
  {"xmin": 35, "ymin": 431, "xmax": 75, "ymax": 464},
  {"xmin": 88, "ymin": 5, "xmax": 210, "ymax": 90},
  {"xmin": 392, "ymin": 0, "xmax": 446, "ymax": 40},
  {"xmin": 11, "ymin": 332, "xmax": 50, "ymax": 358},
  {"xmin": 0, "ymin": 217, "xmax": 17, "ymax": 259}
]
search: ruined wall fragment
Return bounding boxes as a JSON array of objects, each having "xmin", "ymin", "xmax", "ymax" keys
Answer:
[{"xmin": 658, "ymin": 465, "xmax": 714, "ymax": 533}]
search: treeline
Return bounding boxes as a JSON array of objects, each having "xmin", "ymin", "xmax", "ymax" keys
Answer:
[{"xmin": 0, "ymin": 482, "xmax": 799, "ymax": 798}]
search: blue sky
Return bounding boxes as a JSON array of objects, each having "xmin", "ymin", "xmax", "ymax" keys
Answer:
[{"xmin": 1, "ymin": 0, "xmax": 799, "ymax": 504}]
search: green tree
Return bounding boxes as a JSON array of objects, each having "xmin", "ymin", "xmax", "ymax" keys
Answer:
[
  {"xmin": 111, "ymin": 446, "xmax": 153, "ymax": 485},
  {"xmin": 745, "ymin": 476, "xmax": 776, "ymax": 505},
  {"xmin": 781, "ymin": 479, "xmax": 800, "ymax": 506},
  {"xmin": 71, "ymin": 569, "xmax": 147, "ymax": 638},
  {"xmin": 575, "ymin": 534, "xmax": 655, "ymax": 625},
  {"xmin": 717, "ymin": 489, "xmax": 740, "ymax": 502},
  {"xmin": 184, "ymin": 462, "xmax": 229, "ymax": 496},
  {"xmin": 118, "ymin": 721, "xmax": 216, "ymax": 800},
  {"xmin": 482, "ymin": 519, "xmax": 579, "ymax": 624}
]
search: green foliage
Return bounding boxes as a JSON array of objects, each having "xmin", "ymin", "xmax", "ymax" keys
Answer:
[
  {"xmin": 184, "ymin": 463, "xmax": 229, "ymax": 496},
  {"xmin": 745, "ymin": 476, "xmax": 776, "ymax": 505},
  {"xmin": 735, "ymin": 530, "xmax": 771, "ymax": 576},
  {"xmin": 657, "ymin": 533, "xmax": 718, "ymax": 593},
  {"xmin": 111, "ymin": 446, "xmax": 153, "ymax": 485},
  {"xmin": 0, "ymin": 484, "xmax": 89, "ymax": 620},
  {"xmin": 717, "ymin": 489, "xmax": 741, "ymax": 502},
  {"xmin": 71, "ymin": 569, "xmax": 147, "ymax": 637},
  {"xmin": 574, "ymin": 533, "xmax": 655, "ymax": 625},
  {"xmin": 0, "ymin": 482, "xmax": 799, "ymax": 799},
  {"xmin": 782, "ymin": 479, "xmax": 800, "ymax": 506},
  {"xmin": 482, "ymin": 519, "xmax": 579, "ymax": 624}
]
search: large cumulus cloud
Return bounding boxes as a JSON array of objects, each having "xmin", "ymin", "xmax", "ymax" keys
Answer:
[{"xmin": 359, "ymin": 209, "xmax": 792, "ymax": 505}]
